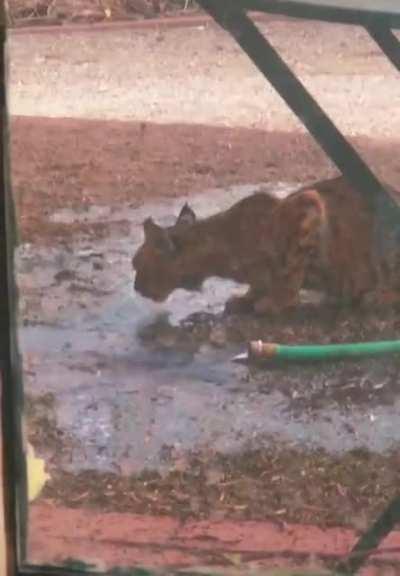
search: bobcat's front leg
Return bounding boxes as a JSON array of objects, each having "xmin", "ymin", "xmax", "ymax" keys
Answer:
[
  {"xmin": 252, "ymin": 269, "xmax": 304, "ymax": 315},
  {"xmin": 224, "ymin": 287, "xmax": 259, "ymax": 314}
]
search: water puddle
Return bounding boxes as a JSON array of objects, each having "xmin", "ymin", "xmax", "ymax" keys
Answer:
[{"xmin": 17, "ymin": 182, "xmax": 400, "ymax": 474}]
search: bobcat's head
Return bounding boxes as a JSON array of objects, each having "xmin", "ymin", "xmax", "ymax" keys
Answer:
[{"xmin": 133, "ymin": 203, "xmax": 203, "ymax": 302}]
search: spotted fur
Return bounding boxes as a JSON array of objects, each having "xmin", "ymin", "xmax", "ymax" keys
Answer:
[{"xmin": 132, "ymin": 176, "xmax": 400, "ymax": 314}]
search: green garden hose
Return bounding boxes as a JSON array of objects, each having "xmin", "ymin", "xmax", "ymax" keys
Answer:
[{"xmin": 233, "ymin": 339, "xmax": 400, "ymax": 364}]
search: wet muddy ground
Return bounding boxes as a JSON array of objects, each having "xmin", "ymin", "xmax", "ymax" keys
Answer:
[{"xmin": 20, "ymin": 182, "xmax": 400, "ymax": 529}]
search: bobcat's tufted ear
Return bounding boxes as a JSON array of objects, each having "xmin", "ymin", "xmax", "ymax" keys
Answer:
[
  {"xmin": 143, "ymin": 218, "xmax": 175, "ymax": 253},
  {"xmin": 176, "ymin": 203, "xmax": 196, "ymax": 227}
]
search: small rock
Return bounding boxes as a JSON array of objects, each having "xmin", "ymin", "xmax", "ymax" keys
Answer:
[{"xmin": 93, "ymin": 261, "xmax": 104, "ymax": 271}]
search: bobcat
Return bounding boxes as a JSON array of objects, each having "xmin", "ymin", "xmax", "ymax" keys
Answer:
[{"xmin": 132, "ymin": 176, "xmax": 400, "ymax": 315}]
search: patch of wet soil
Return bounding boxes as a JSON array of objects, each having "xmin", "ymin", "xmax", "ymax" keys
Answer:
[
  {"xmin": 25, "ymin": 392, "xmax": 79, "ymax": 464},
  {"xmin": 23, "ymin": 232, "xmax": 400, "ymax": 530},
  {"xmin": 143, "ymin": 305, "xmax": 400, "ymax": 408},
  {"xmin": 19, "ymin": 184, "xmax": 400, "ymax": 479},
  {"xmin": 41, "ymin": 444, "xmax": 400, "ymax": 530},
  {"xmin": 16, "ymin": 167, "xmax": 400, "ymax": 531},
  {"xmin": 25, "ymin": 294, "xmax": 400, "ymax": 528}
]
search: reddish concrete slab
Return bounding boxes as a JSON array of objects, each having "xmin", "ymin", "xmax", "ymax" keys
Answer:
[{"xmin": 28, "ymin": 502, "xmax": 400, "ymax": 574}]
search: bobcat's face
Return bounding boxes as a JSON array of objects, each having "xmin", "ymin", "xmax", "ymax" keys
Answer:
[{"xmin": 133, "ymin": 204, "xmax": 203, "ymax": 302}]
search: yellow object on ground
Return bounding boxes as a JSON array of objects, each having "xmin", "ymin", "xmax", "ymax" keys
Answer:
[{"xmin": 27, "ymin": 443, "xmax": 50, "ymax": 502}]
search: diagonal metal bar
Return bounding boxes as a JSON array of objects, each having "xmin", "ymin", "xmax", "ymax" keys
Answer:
[
  {"xmin": 235, "ymin": 0, "xmax": 400, "ymax": 29},
  {"xmin": 367, "ymin": 23, "xmax": 400, "ymax": 72},
  {"xmin": 336, "ymin": 495, "xmax": 400, "ymax": 575},
  {"xmin": 195, "ymin": 4, "xmax": 400, "ymax": 573},
  {"xmin": 196, "ymin": 0, "xmax": 399, "ymax": 213}
]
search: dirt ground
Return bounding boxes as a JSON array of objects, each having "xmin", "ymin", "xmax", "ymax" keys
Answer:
[
  {"xmin": 10, "ymin": 117, "xmax": 400, "ymax": 246},
  {"xmin": 9, "ymin": 21, "xmax": 400, "ymax": 135},
  {"xmin": 8, "ymin": 17, "xmax": 400, "ymax": 572},
  {"xmin": 9, "ymin": 20, "xmax": 400, "ymax": 244}
]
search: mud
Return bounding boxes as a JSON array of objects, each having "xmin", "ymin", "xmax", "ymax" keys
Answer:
[{"xmin": 19, "ymin": 182, "xmax": 400, "ymax": 481}]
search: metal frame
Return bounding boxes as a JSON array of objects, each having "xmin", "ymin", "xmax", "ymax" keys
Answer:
[
  {"xmin": 0, "ymin": 0, "xmax": 27, "ymax": 576},
  {"xmin": 0, "ymin": 16, "xmax": 17, "ymax": 576},
  {"xmin": 2, "ymin": 0, "xmax": 400, "ymax": 575},
  {"xmin": 1, "ymin": 3, "xmax": 28, "ymax": 574},
  {"xmin": 197, "ymin": 0, "xmax": 400, "ymax": 213},
  {"xmin": 194, "ymin": 1, "xmax": 400, "ymax": 573},
  {"xmin": 236, "ymin": 0, "xmax": 400, "ymax": 28}
]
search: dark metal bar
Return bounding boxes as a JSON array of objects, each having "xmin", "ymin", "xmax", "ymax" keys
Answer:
[
  {"xmin": 195, "ymin": 6, "xmax": 400, "ymax": 569},
  {"xmin": 235, "ymin": 0, "xmax": 400, "ymax": 29},
  {"xmin": 367, "ymin": 23, "xmax": 400, "ymax": 72},
  {"xmin": 196, "ymin": 0, "xmax": 398, "ymax": 213},
  {"xmin": 336, "ymin": 495, "xmax": 400, "ymax": 575},
  {"xmin": 0, "ymin": 3, "xmax": 28, "ymax": 572}
]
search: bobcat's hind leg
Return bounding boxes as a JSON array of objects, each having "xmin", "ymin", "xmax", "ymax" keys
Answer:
[{"xmin": 253, "ymin": 188, "xmax": 326, "ymax": 316}]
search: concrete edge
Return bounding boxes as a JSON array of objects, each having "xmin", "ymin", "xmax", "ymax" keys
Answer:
[
  {"xmin": 8, "ymin": 12, "xmax": 285, "ymax": 36},
  {"xmin": 28, "ymin": 501, "xmax": 400, "ymax": 574}
]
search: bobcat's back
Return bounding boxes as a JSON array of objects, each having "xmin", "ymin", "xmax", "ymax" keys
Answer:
[{"xmin": 132, "ymin": 176, "xmax": 400, "ymax": 313}]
